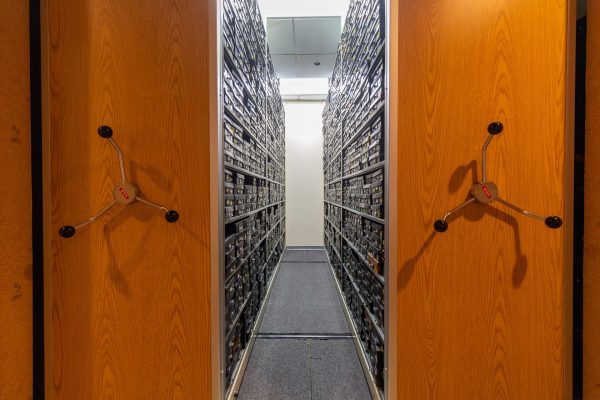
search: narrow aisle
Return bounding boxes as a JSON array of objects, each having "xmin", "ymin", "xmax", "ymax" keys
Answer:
[{"xmin": 237, "ymin": 248, "xmax": 372, "ymax": 400}]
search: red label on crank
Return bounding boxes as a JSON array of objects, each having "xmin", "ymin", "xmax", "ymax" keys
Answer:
[
  {"xmin": 481, "ymin": 185, "xmax": 492, "ymax": 199},
  {"xmin": 119, "ymin": 187, "xmax": 130, "ymax": 200}
]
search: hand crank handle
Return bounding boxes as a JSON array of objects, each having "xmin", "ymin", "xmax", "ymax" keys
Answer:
[
  {"xmin": 59, "ymin": 126, "xmax": 180, "ymax": 239},
  {"xmin": 482, "ymin": 122, "xmax": 503, "ymax": 182},
  {"xmin": 496, "ymin": 197, "xmax": 562, "ymax": 229},
  {"xmin": 98, "ymin": 126, "xmax": 127, "ymax": 182},
  {"xmin": 434, "ymin": 197, "xmax": 477, "ymax": 232},
  {"xmin": 434, "ymin": 122, "xmax": 562, "ymax": 233},
  {"xmin": 137, "ymin": 197, "xmax": 180, "ymax": 223},
  {"xmin": 59, "ymin": 201, "xmax": 118, "ymax": 238}
]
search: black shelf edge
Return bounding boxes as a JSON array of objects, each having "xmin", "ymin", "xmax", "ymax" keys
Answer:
[
  {"xmin": 354, "ymin": 279, "xmax": 385, "ymax": 339},
  {"xmin": 366, "ymin": 305, "xmax": 385, "ymax": 340},
  {"xmin": 342, "ymin": 234, "xmax": 385, "ymax": 285},
  {"xmin": 324, "ymin": 200, "xmax": 343, "ymax": 208},
  {"xmin": 267, "ymin": 234, "xmax": 286, "ymax": 264},
  {"xmin": 266, "ymin": 231, "xmax": 286, "ymax": 262},
  {"xmin": 324, "ymin": 148, "xmax": 343, "ymax": 170},
  {"xmin": 224, "ymin": 105, "xmax": 268, "ymax": 154},
  {"xmin": 223, "ymin": 49, "xmax": 263, "ymax": 110},
  {"xmin": 367, "ymin": 43, "xmax": 386, "ymax": 75},
  {"xmin": 324, "ymin": 231, "xmax": 342, "ymax": 262},
  {"xmin": 225, "ymin": 201, "xmax": 284, "ymax": 225},
  {"xmin": 342, "ymin": 103, "xmax": 385, "ymax": 151},
  {"xmin": 324, "ymin": 177, "xmax": 342, "ymax": 186},
  {"xmin": 267, "ymin": 153, "xmax": 285, "ymax": 171},
  {"xmin": 324, "ymin": 101, "xmax": 385, "ymax": 172},
  {"xmin": 267, "ymin": 178, "xmax": 286, "ymax": 186},
  {"xmin": 338, "ymin": 261, "xmax": 384, "ymax": 338},
  {"xmin": 223, "ymin": 103, "xmax": 285, "ymax": 171},
  {"xmin": 327, "ymin": 258, "xmax": 384, "ymax": 399},
  {"xmin": 266, "ymin": 216, "xmax": 286, "ymax": 238},
  {"xmin": 225, "ymin": 161, "xmax": 268, "ymax": 181},
  {"xmin": 342, "ymin": 206, "xmax": 385, "ymax": 225},
  {"xmin": 226, "ymin": 292, "xmax": 253, "ymax": 338},
  {"xmin": 225, "ymin": 234, "xmax": 267, "ymax": 286},
  {"xmin": 224, "ymin": 214, "xmax": 284, "ymax": 287},
  {"xmin": 356, "ymin": 288, "xmax": 384, "ymax": 340},
  {"xmin": 226, "ymin": 246, "xmax": 283, "ymax": 340},
  {"xmin": 342, "ymin": 161, "xmax": 385, "ymax": 181},
  {"xmin": 225, "ymin": 229, "xmax": 286, "ymax": 368},
  {"xmin": 343, "ymin": 263, "xmax": 363, "ymax": 298},
  {"xmin": 324, "ymin": 215, "xmax": 342, "ymax": 237},
  {"xmin": 222, "ymin": 6, "xmax": 288, "ymax": 394},
  {"xmin": 342, "ymin": 42, "xmax": 385, "ymax": 86}
]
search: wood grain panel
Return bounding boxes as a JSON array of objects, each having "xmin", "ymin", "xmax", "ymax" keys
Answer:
[
  {"xmin": 393, "ymin": 1, "xmax": 569, "ymax": 398},
  {"xmin": 45, "ymin": 0, "xmax": 215, "ymax": 398},
  {"xmin": 585, "ymin": 2, "xmax": 600, "ymax": 397},
  {"xmin": 0, "ymin": 1, "xmax": 33, "ymax": 399}
]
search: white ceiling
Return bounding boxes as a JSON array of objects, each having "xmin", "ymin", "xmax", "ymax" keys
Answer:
[
  {"xmin": 267, "ymin": 18, "xmax": 295, "ymax": 54},
  {"xmin": 267, "ymin": 17, "xmax": 340, "ymax": 79},
  {"xmin": 293, "ymin": 17, "xmax": 341, "ymax": 54},
  {"xmin": 257, "ymin": 0, "xmax": 350, "ymax": 96}
]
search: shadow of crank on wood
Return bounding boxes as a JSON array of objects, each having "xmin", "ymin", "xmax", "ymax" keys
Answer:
[{"xmin": 397, "ymin": 161, "xmax": 528, "ymax": 290}]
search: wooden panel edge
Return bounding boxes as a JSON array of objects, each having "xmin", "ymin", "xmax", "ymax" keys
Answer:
[
  {"xmin": 386, "ymin": 0, "xmax": 398, "ymax": 398},
  {"xmin": 40, "ymin": 0, "xmax": 53, "ymax": 398},
  {"xmin": 564, "ymin": 0, "xmax": 577, "ymax": 399},
  {"xmin": 210, "ymin": 0, "xmax": 223, "ymax": 399},
  {"xmin": 584, "ymin": 2, "xmax": 600, "ymax": 398}
]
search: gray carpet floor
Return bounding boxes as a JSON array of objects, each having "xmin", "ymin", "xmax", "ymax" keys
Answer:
[
  {"xmin": 259, "ymin": 261, "xmax": 349, "ymax": 334},
  {"xmin": 282, "ymin": 249, "xmax": 329, "ymax": 263},
  {"xmin": 236, "ymin": 248, "xmax": 372, "ymax": 400}
]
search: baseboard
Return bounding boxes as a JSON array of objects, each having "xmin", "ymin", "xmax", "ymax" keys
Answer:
[{"xmin": 286, "ymin": 245, "xmax": 325, "ymax": 250}]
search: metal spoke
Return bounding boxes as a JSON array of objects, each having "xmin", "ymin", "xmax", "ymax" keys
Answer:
[
  {"xmin": 495, "ymin": 197, "xmax": 546, "ymax": 222},
  {"xmin": 108, "ymin": 138, "xmax": 127, "ymax": 182},
  {"xmin": 442, "ymin": 197, "xmax": 477, "ymax": 221},
  {"xmin": 74, "ymin": 201, "xmax": 118, "ymax": 230},
  {"xmin": 481, "ymin": 134, "xmax": 495, "ymax": 182},
  {"xmin": 137, "ymin": 197, "xmax": 169, "ymax": 213}
]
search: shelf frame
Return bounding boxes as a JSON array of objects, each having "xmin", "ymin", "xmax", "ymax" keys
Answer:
[
  {"xmin": 225, "ymin": 247, "xmax": 285, "ymax": 400},
  {"xmin": 224, "ymin": 161, "xmax": 285, "ymax": 186},
  {"xmin": 342, "ymin": 205, "xmax": 385, "ymax": 225},
  {"xmin": 342, "ymin": 103, "xmax": 385, "ymax": 152},
  {"xmin": 225, "ymin": 216, "xmax": 286, "ymax": 286},
  {"xmin": 324, "ymin": 177, "xmax": 341, "ymax": 186},
  {"xmin": 342, "ymin": 160, "xmax": 385, "ymax": 181},
  {"xmin": 225, "ymin": 201, "xmax": 284, "ymax": 225},
  {"xmin": 224, "ymin": 225, "xmax": 286, "ymax": 336},
  {"xmin": 342, "ymin": 234, "xmax": 385, "ymax": 285},
  {"xmin": 218, "ymin": 1, "xmax": 287, "ymax": 398},
  {"xmin": 320, "ymin": 3, "xmax": 390, "ymax": 397},
  {"xmin": 324, "ymin": 215, "xmax": 342, "ymax": 237},
  {"xmin": 338, "ymin": 256, "xmax": 385, "ymax": 338},
  {"xmin": 324, "ymin": 246, "xmax": 383, "ymax": 400},
  {"xmin": 324, "ymin": 199, "xmax": 343, "ymax": 208},
  {"xmin": 325, "ymin": 231, "xmax": 343, "ymax": 261}
]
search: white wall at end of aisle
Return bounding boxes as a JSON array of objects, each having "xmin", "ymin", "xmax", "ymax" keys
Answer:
[{"xmin": 284, "ymin": 101, "xmax": 325, "ymax": 247}]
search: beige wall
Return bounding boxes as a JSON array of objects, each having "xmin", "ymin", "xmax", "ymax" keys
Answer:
[
  {"xmin": 585, "ymin": 2, "xmax": 600, "ymax": 398},
  {"xmin": 284, "ymin": 101, "xmax": 325, "ymax": 247},
  {"xmin": 0, "ymin": 1, "xmax": 33, "ymax": 400}
]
